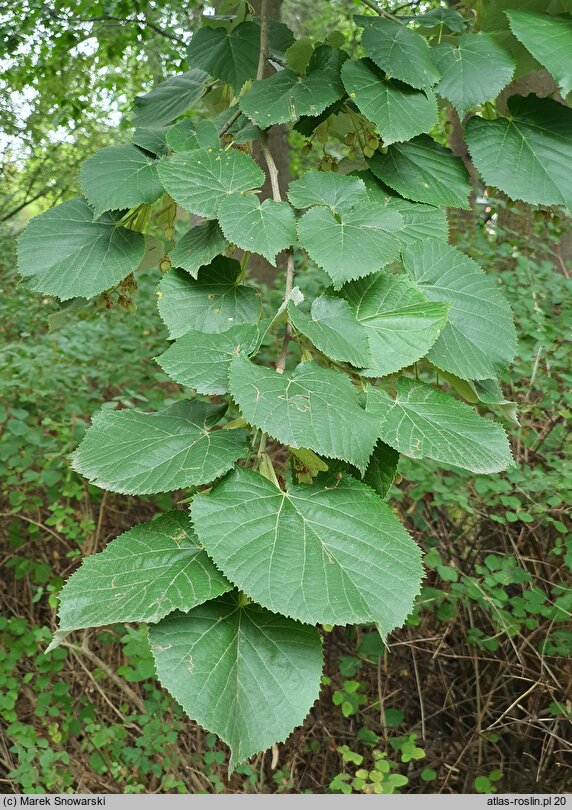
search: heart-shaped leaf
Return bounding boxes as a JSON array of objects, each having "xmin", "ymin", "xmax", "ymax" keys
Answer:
[
  {"xmin": 157, "ymin": 148, "xmax": 264, "ymax": 218},
  {"xmin": 80, "ymin": 145, "xmax": 164, "ymax": 219},
  {"xmin": 48, "ymin": 512, "xmax": 232, "ymax": 651},
  {"xmin": 150, "ymin": 592, "xmax": 323, "ymax": 772},
  {"xmin": 465, "ymin": 96, "xmax": 572, "ymax": 211},
  {"xmin": 72, "ymin": 401, "xmax": 247, "ymax": 495},
  {"xmin": 228, "ymin": 355, "xmax": 379, "ymax": 472},
  {"xmin": 341, "ymin": 272, "xmax": 449, "ymax": 377},
  {"xmin": 342, "ymin": 58, "xmax": 438, "ymax": 144},
  {"xmin": 402, "ymin": 239, "xmax": 517, "ymax": 380},
  {"xmin": 191, "ymin": 468, "xmax": 423, "ymax": 631},
  {"xmin": 297, "ymin": 202, "xmax": 403, "ymax": 288},
  {"xmin": 218, "ymin": 195, "xmax": 297, "ymax": 264},
  {"xmin": 17, "ymin": 198, "xmax": 144, "ymax": 301},
  {"xmin": 157, "ymin": 258, "xmax": 263, "ymax": 339},
  {"xmin": 367, "ymin": 378, "xmax": 514, "ymax": 474},
  {"xmin": 368, "ymin": 135, "xmax": 472, "ymax": 209}
]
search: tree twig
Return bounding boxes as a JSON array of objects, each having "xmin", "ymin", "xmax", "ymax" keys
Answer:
[
  {"xmin": 76, "ymin": 14, "xmax": 186, "ymax": 45},
  {"xmin": 259, "ymin": 131, "xmax": 281, "ymax": 202},
  {"xmin": 218, "ymin": 109, "xmax": 241, "ymax": 137},
  {"xmin": 358, "ymin": 0, "xmax": 402, "ymax": 23},
  {"xmin": 256, "ymin": 0, "xmax": 269, "ymax": 82}
]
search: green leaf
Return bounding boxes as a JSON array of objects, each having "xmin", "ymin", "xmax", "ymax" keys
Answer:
[
  {"xmin": 80, "ymin": 145, "xmax": 164, "ymax": 219},
  {"xmin": 133, "ymin": 70, "xmax": 209, "ymax": 127},
  {"xmin": 297, "ymin": 202, "xmax": 403, "ymax": 289},
  {"xmin": 228, "ymin": 355, "xmax": 379, "ymax": 472},
  {"xmin": 465, "ymin": 96, "xmax": 572, "ymax": 211},
  {"xmin": 239, "ymin": 65, "xmax": 345, "ymax": 128},
  {"xmin": 341, "ymin": 272, "xmax": 449, "ymax": 377},
  {"xmin": 358, "ymin": 16, "xmax": 441, "ymax": 89},
  {"xmin": 507, "ymin": 11, "xmax": 572, "ymax": 97},
  {"xmin": 149, "ymin": 592, "xmax": 323, "ymax": 772},
  {"xmin": 132, "ymin": 126, "xmax": 169, "ymax": 156},
  {"xmin": 432, "ymin": 33, "xmax": 515, "ymax": 117},
  {"xmin": 186, "ymin": 22, "xmax": 260, "ymax": 92},
  {"xmin": 266, "ymin": 18, "xmax": 296, "ymax": 55},
  {"xmin": 169, "ymin": 221, "xmax": 228, "ymax": 279},
  {"xmin": 287, "ymin": 295, "xmax": 371, "ymax": 367},
  {"xmin": 357, "ymin": 171, "xmax": 448, "ymax": 246},
  {"xmin": 413, "ymin": 8, "xmax": 468, "ymax": 32},
  {"xmin": 166, "ymin": 119, "xmax": 220, "ymax": 153},
  {"xmin": 341, "ymin": 59, "xmax": 438, "ymax": 145},
  {"xmin": 285, "ymin": 36, "xmax": 314, "ymax": 73},
  {"xmin": 288, "ymin": 171, "xmax": 368, "ymax": 213},
  {"xmin": 17, "ymin": 198, "xmax": 144, "ymax": 301},
  {"xmin": 72, "ymin": 400, "xmax": 247, "ymax": 495},
  {"xmin": 191, "ymin": 468, "xmax": 423, "ymax": 631},
  {"xmin": 157, "ymin": 258, "xmax": 263, "ymax": 339},
  {"xmin": 217, "ymin": 195, "xmax": 297, "ymax": 265},
  {"xmin": 402, "ymin": 240, "xmax": 517, "ymax": 380},
  {"xmin": 368, "ymin": 135, "xmax": 472, "ymax": 209},
  {"xmin": 367, "ymin": 378, "xmax": 514, "ymax": 474},
  {"xmin": 156, "ymin": 323, "xmax": 262, "ymax": 395},
  {"xmin": 157, "ymin": 148, "xmax": 264, "ymax": 219},
  {"xmin": 363, "ymin": 441, "xmax": 399, "ymax": 499},
  {"xmin": 47, "ymin": 512, "xmax": 231, "ymax": 650}
]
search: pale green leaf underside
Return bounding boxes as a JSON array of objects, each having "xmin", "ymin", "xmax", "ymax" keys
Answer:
[
  {"xmin": 359, "ymin": 16, "xmax": 441, "ymax": 89},
  {"xmin": 157, "ymin": 258, "xmax": 263, "ymax": 339},
  {"xmin": 507, "ymin": 10, "xmax": 572, "ymax": 97},
  {"xmin": 72, "ymin": 401, "xmax": 247, "ymax": 495},
  {"xmin": 186, "ymin": 22, "xmax": 260, "ymax": 92},
  {"xmin": 157, "ymin": 148, "xmax": 265, "ymax": 219},
  {"xmin": 156, "ymin": 323, "xmax": 262, "ymax": 395},
  {"xmin": 432, "ymin": 33, "xmax": 515, "ymax": 117},
  {"xmin": 288, "ymin": 295, "xmax": 371, "ymax": 368},
  {"xmin": 288, "ymin": 171, "xmax": 368, "ymax": 213},
  {"xmin": 368, "ymin": 136, "xmax": 472, "ymax": 209},
  {"xmin": 239, "ymin": 68, "xmax": 344, "ymax": 128},
  {"xmin": 342, "ymin": 59, "xmax": 438, "ymax": 145},
  {"xmin": 132, "ymin": 126, "xmax": 168, "ymax": 156},
  {"xmin": 48, "ymin": 511, "xmax": 231, "ymax": 651},
  {"xmin": 17, "ymin": 197, "xmax": 144, "ymax": 301},
  {"xmin": 414, "ymin": 8, "xmax": 467, "ymax": 33},
  {"xmin": 402, "ymin": 239, "xmax": 517, "ymax": 380},
  {"xmin": 150, "ymin": 592, "xmax": 322, "ymax": 771},
  {"xmin": 133, "ymin": 69, "xmax": 209, "ymax": 127},
  {"xmin": 169, "ymin": 221, "xmax": 229, "ymax": 279},
  {"xmin": 297, "ymin": 202, "xmax": 403, "ymax": 288},
  {"xmin": 367, "ymin": 378, "xmax": 514, "ymax": 474},
  {"xmin": 80, "ymin": 145, "xmax": 164, "ymax": 219},
  {"xmin": 191, "ymin": 468, "xmax": 423, "ymax": 631},
  {"xmin": 228, "ymin": 355, "xmax": 378, "ymax": 472},
  {"xmin": 357, "ymin": 171, "xmax": 448, "ymax": 246},
  {"xmin": 465, "ymin": 96, "xmax": 572, "ymax": 211},
  {"xmin": 218, "ymin": 195, "xmax": 297, "ymax": 265},
  {"xmin": 341, "ymin": 272, "xmax": 449, "ymax": 377}
]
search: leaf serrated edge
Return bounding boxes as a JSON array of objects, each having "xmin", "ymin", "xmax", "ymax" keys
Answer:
[
  {"xmin": 189, "ymin": 478, "xmax": 424, "ymax": 627},
  {"xmin": 358, "ymin": 301, "xmax": 450, "ymax": 379},
  {"xmin": 148, "ymin": 604, "xmax": 324, "ymax": 775}
]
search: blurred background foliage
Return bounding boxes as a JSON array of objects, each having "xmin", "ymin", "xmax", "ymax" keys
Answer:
[{"xmin": 1, "ymin": 0, "xmax": 570, "ymax": 795}]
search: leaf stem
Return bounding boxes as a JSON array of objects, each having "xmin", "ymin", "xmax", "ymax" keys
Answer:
[
  {"xmin": 218, "ymin": 108, "xmax": 241, "ymax": 138},
  {"xmin": 358, "ymin": 0, "xmax": 402, "ymax": 23}
]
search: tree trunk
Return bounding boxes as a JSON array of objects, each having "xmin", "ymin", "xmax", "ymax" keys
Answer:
[{"xmin": 249, "ymin": 0, "xmax": 291, "ymax": 286}]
